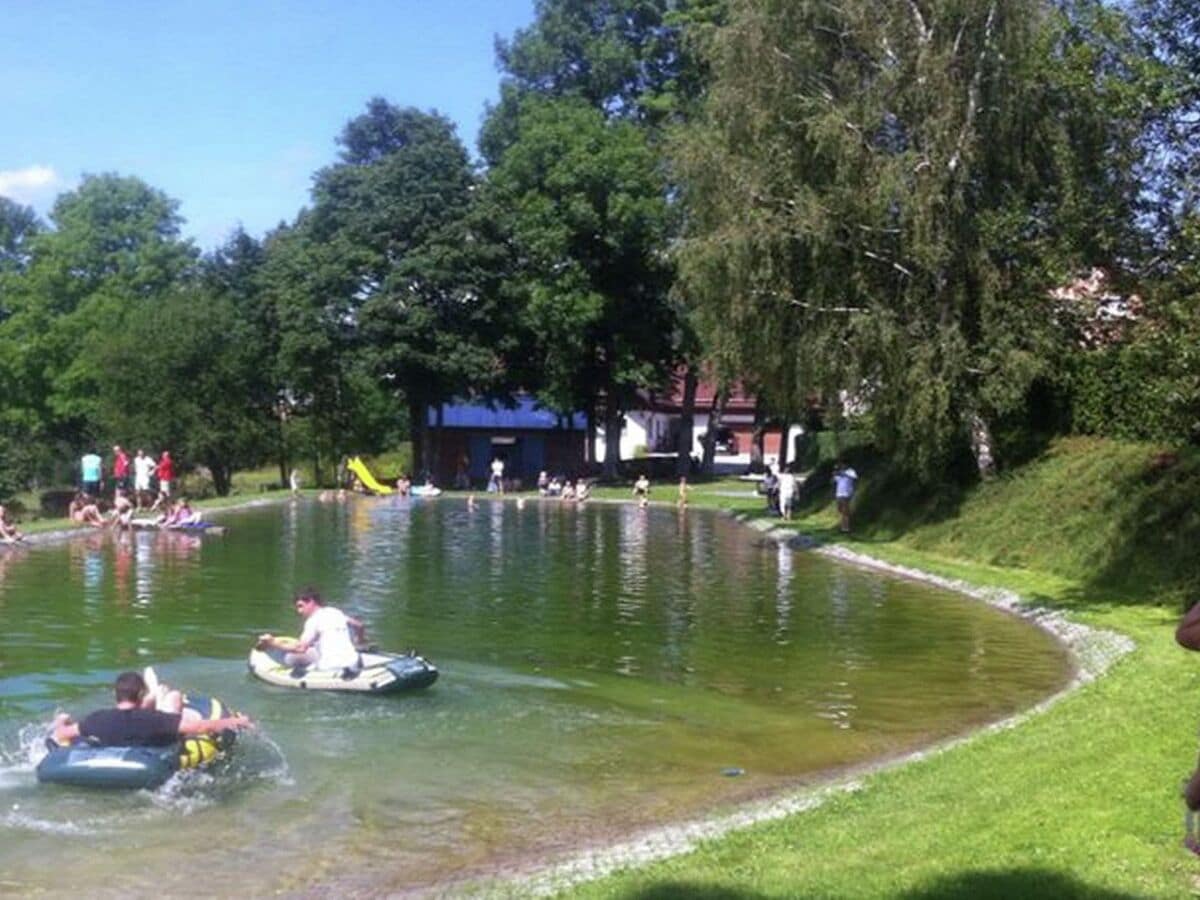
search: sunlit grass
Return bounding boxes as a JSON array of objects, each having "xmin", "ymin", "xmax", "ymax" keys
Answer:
[{"xmin": 553, "ymin": 438, "xmax": 1200, "ymax": 898}]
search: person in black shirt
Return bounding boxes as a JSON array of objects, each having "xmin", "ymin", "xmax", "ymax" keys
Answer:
[{"xmin": 52, "ymin": 671, "xmax": 250, "ymax": 747}]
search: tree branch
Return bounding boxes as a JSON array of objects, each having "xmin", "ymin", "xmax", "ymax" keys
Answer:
[
  {"xmin": 948, "ymin": 2, "xmax": 997, "ymax": 176},
  {"xmin": 752, "ymin": 288, "xmax": 870, "ymax": 314},
  {"xmin": 908, "ymin": 0, "xmax": 932, "ymax": 44},
  {"xmin": 863, "ymin": 250, "xmax": 915, "ymax": 279}
]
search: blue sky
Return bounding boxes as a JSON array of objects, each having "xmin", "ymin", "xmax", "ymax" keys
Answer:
[{"xmin": 0, "ymin": 0, "xmax": 535, "ymax": 248}]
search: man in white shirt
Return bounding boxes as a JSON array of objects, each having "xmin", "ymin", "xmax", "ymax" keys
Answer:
[
  {"xmin": 133, "ymin": 449, "xmax": 157, "ymax": 511},
  {"xmin": 258, "ymin": 589, "xmax": 366, "ymax": 671},
  {"xmin": 489, "ymin": 457, "xmax": 505, "ymax": 494}
]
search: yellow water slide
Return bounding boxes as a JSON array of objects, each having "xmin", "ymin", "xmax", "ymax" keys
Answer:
[{"xmin": 347, "ymin": 456, "xmax": 394, "ymax": 495}]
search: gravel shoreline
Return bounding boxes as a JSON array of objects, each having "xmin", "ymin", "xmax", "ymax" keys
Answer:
[{"xmin": 476, "ymin": 510, "xmax": 1135, "ymax": 898}]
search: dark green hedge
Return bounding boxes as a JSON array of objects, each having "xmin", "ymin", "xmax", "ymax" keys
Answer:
[{"xmin": 1063, "ymin": 345, "xmax": 1181, "ymax": 443}]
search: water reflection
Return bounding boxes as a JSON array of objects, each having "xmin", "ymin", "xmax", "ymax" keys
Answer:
[
  {"xmin": 774, "ymin": 540, "xmax": 794, "ymax": 643},
  {"xmin": 0, "ymin": 500, "xmax": 1071, "ymax": 897}
]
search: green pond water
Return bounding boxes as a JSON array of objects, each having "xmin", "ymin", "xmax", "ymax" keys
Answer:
[{"xmin": 0, "ymin": 498, "xmax": 1069, "ymax": 895}]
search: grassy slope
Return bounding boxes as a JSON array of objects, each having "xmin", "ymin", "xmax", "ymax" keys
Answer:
[{"xmin": 560, "ymin": 438, "xmax": 1200, "ymax": 898}]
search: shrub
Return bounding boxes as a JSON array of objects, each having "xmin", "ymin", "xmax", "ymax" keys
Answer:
[{"xmin": 40, "ymin": 489, "xmax": 77, "ymax": 518}]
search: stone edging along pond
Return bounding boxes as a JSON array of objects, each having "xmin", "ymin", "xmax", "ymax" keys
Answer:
[
  {"xmin": 501, "ymin": 508, "xmax": 1136, "ymax": 897},
  {"xmin": 4, "ymin": 494, "xmax": 1138, "ymax": 895}
]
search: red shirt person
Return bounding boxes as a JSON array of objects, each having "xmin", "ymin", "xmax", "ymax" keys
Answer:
[
  {"xmin": 112, "ymin": 445, "xmax": 130, "ymax": 492},
  {"xmin": 156, "ymin": 451, "xmax": 175, "ymax": 497}
]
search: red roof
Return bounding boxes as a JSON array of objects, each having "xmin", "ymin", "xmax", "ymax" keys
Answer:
[{"xmin": 638, "ymin": 371, "xmax": 757, "ymax": 414}]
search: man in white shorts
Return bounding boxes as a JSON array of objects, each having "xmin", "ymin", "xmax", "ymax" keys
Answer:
[
  {"xmin": 778, "ymin": 466, "xmax": 797, "ymax": 519},
  {"xmin": 133, "ymin": 449, "xmax": 156, "ymax": 511}
]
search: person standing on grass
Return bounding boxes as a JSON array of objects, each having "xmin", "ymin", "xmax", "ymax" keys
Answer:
[
  {"xmin": 80, "ymin": 450, "xmax": 102, "ymax": 497},
  {"xmin": 111, "ymin": 445, "xmax": 130, "ymax": 495},
  {"xmin": 778, "ymin": 467, "xmax": 797, "ymax": 520},
  {"xmin": 833, "ymin": 459, "xmax": 858, "ymax": 533},
  {"xmin": 156, "ymin": 451, "xmax": 174, "ymax": 499},
  {"xmin": 762, "ymin": 466, "xmax": 780, "ymax": 515},
  {"xmin": 133, "ymin": 449, "xmax": 156, "ymax": 511}
]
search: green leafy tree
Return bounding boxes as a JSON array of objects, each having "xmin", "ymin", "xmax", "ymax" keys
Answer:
[
  {"xmin": 200, "ymin": 228, "xmax": 292, "ymax": 483},
  {"xmin": 90, "ymin": 284, "xmax": 272, "ymax": 495},
  {"xmin": 0, "ymin": 174, "xmax": 196, "ymax": 471},
  {"xmin": 0, "ymin": 198, "xmax": 40, "ymax": 279},
  {"xmin": 305, "ymin": 99, "xmax": 504, "ymax": 477},
  {"xmin": 486, "ymin": 97, "xmax": 674, "ymax": 478},
  {"xmin": 261, "ymin": 216, "xmax": 399, "ymax": 486},
  {"xmin": 484, "ymin": 3, "xmax": 721, "ymax": 474},
  {"xmin": 673, "ymin": 0, "xmax": 1142, "ymax": 479}
]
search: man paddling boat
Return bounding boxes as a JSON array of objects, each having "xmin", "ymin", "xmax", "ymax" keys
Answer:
[{"xmin": 257, "ymin": 588, "xmax": 367, "ymax": 672}]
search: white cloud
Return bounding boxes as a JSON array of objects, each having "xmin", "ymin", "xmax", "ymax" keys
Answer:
[{"xmin": 0, "ymin": 164, "xmax": 62, "ymax": 205}]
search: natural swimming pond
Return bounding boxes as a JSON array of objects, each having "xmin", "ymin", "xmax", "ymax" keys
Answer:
[{"xmin": 0, "ymin": 499, "xmax": 1070, "ymax": 894}]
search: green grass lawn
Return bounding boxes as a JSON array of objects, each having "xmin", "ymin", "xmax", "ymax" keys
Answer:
[
  {"xmin": 546, "ymin": 439, "xmax": 1200, "ymax": 898},
  {"xmin": 11, "ymin": 441, "xmax": 1198, "ymax": 895}
]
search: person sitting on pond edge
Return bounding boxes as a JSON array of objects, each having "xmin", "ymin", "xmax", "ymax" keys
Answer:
[
  {"xmin": 0, "ymin": 504, "xmax": 25, "ymax": 544},
  {"xmin": 69, "ymin": 493, "xmax": 105, "ymax": 528}
]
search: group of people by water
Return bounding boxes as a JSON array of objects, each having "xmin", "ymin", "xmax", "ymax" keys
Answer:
[
  {"xmin": 1, "ymin": 444, "xmax": 201, "ymax": 543},
  {"xmin": 760, "ymin": 459, "xmax": 857, "ymax": 531},
  {"xmin": 69, "ymin": 445, "xmax": 193, "ymax": 531},
  {"xmin": 82, "ymin": 446, "xmax": 175, "ymax": 510}
]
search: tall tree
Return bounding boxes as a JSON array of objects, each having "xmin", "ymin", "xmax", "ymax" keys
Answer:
[
  {"xmin": 307, "ymin": 99, "xmax": 502, "ymax": 477},
  {"xmin": 261, "ymin": 216, "xmax": 399, "ymax": 486},
  {"xmin": 673, "ymin": 0, "xmax": 1141, "ymax": 479},
  {"xmin": 0, "ymin": 174, "xmax": 196, "ymax": 462},
  {"xmin": 0, "ymin": 198, "xmax": 40, "ymax": 279},
  {"xmin": 484, "ymin": 3, "xmax": 722, "ymax": 474},
  {"xmin": 91, "ymin": 284, "xmax": 273, "ymax": 496},
  {"xmin": 485, "ymin": 97, "xmax": 674, "ymax": 478}
]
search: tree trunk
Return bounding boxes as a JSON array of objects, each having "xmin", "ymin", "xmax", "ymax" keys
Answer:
[
  {"xmin": 969, "ymin": 412, "xmax": 996, "ymax": 479},
  {"xmin": 276, "ymin": 416, "xmax": 289, "ymax": 490},
  {"xmin": 431, "ymin": 402, "xmax": 444, "ymax": 482},
  {"xmin": 701, "ymin": 386, "xmax": 728, "ymax": 476},
  {"xmin": 408, "ymin": 394, "xmax": 426, "ymax": 479},
  {"xmin": 749, "ymin": 399, "xmax": 766, "ymax": 473},
  {"xmin": 210, "ymin": 462, "xmax": 231, "ymax": 497},
  {"xmin": 585, "ymin": 399, "xmax": 597, "ymax": 465},
  {"xmin": 313, "ymin": 451, "xmax": 323, "ymax": 489},
  {"xmin": 603, "ymin": 397, "xmax": 623, "ymax": 481},
  {"xmin": 675, "ymin": 368, "xmax": 698, "ymax": 477}
]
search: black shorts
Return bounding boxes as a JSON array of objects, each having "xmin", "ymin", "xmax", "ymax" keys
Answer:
[{"xmin": 82, "ymin": 480, "xmax": 100, "ymax": 497}]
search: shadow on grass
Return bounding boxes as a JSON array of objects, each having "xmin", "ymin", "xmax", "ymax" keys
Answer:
[
  {"xmin": 898, "ymin": 867, "xmax": 1142, "ymax": 899},
  {"xmin": 624, "ymin": 884, "xmax": 767, "ymax": 900},
  {"xmin": 1082, "ymin": 449, "xmax": 1200, "ymax": 610},
  {"xmin": 621, "ymin": 868, "xmax": 1137, "ymax": 900}
]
